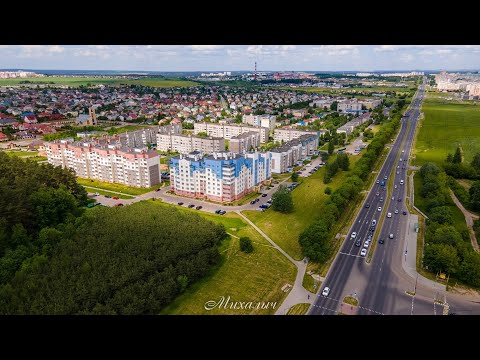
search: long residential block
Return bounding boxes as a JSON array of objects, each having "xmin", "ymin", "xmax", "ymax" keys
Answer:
[
  {"xmin": 156, "ymin": 133, "xmax": 225, "ymax": 154},
  {"xmin": 229, "ymin": 131, "xmax": 261, "ymax": 154},
  {"xmin": 273, "ymin": 128, "xmax": 321, "ymax": 143},
  {"xmin": 45, "ymin": 139, "xmax": 161, "ymax": 188},
  {"xmin": 170, "ymin": 151, "xmax": 271, "ymax": 203},
  {"xmin": 194, "ymin": 122, "xmax": 269, "ymax": 143},
  {"xmin": 270, "ymin": 134, "xmax": 319, "ymax": 173}
]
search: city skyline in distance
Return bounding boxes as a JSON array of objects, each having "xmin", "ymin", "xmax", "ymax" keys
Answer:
[{"xmin": 1, "ymin": 45, "xmax": 480, "ymax": 72}]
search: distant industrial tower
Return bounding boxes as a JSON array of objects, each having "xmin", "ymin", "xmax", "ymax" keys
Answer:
[{"xmin": 254, "ymin": 61, "xmax": 257, "ymax": 81}]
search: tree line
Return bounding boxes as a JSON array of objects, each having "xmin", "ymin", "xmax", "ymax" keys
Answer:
[{"xmin": 417, "ymin": 162, "xmax": 480, "ymax": 288}]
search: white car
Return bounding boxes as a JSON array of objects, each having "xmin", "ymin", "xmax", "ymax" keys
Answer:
[
  {"xmin": 395, "ymin": 209, "xmax": 399, "ymax": 214},
  {"xmin": 363, "ymin": 241, "xmax": 370, "ymax": 248},
  {"xmin": 389, "ymin": 233, "xmax": 394, "ymax": 239},
  {"xmin": 402, "ymin": 150, "xmax": 405, "ymax": 153},
  {"xmin": 378, "ymin": 207, "xmax": 382, "ymax": 212},
  {"xmin": 322, "ymin": 287, "xmax": 330, "ymax": 296},
  {"xmin": 387, "ymin": 212, "xmax": 392, "ymax": 218},
  {"xmin": 395, "ymin": 185, "xmax": 397, "ymax": 189},
  {"xmin": 360, "ymin": 248, "xmax": 367, "ymax": 257},
  {"xmin": 371, "ymin": 219, "xmax": 377, "ymax": 226},
  {"xmin": 351, "ymin": 232, "xmax": 357, "ymax": 239}
]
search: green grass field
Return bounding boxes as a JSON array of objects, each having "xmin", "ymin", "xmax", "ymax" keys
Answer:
[
  {"xmin": 242, "ymin": 154, "xmax": 362, "ymax": 260},
  {"xmin": 4, "ymin": 150, "xmax": 39, "ymax": 157},
  {"xmin": 154, "ymin": 204, "xmax": 296, "ymax": 315},
  {"xmin": 276, "ymin": 86, "xmax": 414, "ymax": 95},
  {"xmin": 286, "ymin": 303, "xmax": 310, "ymax": 315},
  {"xmin": 83, "ymin": 187, "xmax": 135, "ymax": 200},
  {"xmin": 457, "ymin": 179, "xmax": 474, "ymax": 190},
  {"xmin": 414, "ymin": 93, "xmax": 480, "ymax": 166},
  {"xmin": 0, "ymin": 77, "xmax": 199, "ymax": 88},
  {"xmin": 76, "ymin": 178, "xmax": 162, "ymax": 195}
]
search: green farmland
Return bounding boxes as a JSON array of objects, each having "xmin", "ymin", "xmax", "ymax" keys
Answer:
[
  {"xmin": 414, "ymin": 94, "xmax": 480, "ymax": 166},
  {"xmin": 0, "ymin": 77, "xmax": 199, "ymax": 88}
]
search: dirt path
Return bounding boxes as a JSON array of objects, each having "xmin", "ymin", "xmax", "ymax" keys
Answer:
[{"xmin": 449, "ymin": 189, "xmax": 479, "ymax": 252}]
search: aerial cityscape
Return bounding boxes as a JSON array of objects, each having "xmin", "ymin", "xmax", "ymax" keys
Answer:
[{"xmin": 1, "ymin": 45, "xmax": 480, "ymax": 315}]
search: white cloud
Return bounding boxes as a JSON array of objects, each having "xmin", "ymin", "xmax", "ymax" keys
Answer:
[{"xmin": 190, "ymin": 45, "xmax": 224, "ymax": 51}]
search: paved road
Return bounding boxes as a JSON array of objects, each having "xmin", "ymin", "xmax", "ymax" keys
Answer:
[{"xmin": 309, "ymin": 80, "xmax": 480, "ymax": 315}]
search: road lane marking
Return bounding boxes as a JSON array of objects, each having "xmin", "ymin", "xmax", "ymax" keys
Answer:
[
  {"xmin": 339, "ymin": 251, "xmax": 364, "ymax": 258},
  {"xmin": 310, "ymin": 303, "xmax": 337, "ymax": 314},
  {"xmin": 314, "ymin": 295, "xmax": 384, "ymax": 315}
]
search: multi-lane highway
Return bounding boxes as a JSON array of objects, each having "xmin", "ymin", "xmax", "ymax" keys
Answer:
[{"xmin": 309, "ymin": 80, "xmax": 480, "ymax": 315}]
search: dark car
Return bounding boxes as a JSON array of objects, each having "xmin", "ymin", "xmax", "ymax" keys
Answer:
[
  {"xmin": 255, "ymin": 198, "xmax": 260, "ymax": 203},
  {"xmin": 262, "ymin": 193, "xmax": 268, "ymax": 197},
  {"xmin": 105, "ymin": 195, "xmax": 112, "ymax": 198},
  {"xmin": 398, "ymin": 198, "xmax": 402, "ymax": 202},
  {"xmin": 403, "ymin": 211, "xmax": 407, "ymax": 215},
  {"xmin": 196, "ymin": 206, "xmax": 202, "ymax": 210},
  {"xmin": 155, "ymin": 188, "xmax": 161, "ymax": 192},
  {"xmin": 178, "ymin": 202, "xmax": 184, "ymax": 206},
  {"xmin": 250, "ymin": 200, "xmax": 256, "ymax": 204},
  {"xmin": 115, "ymin": 203, "xmax": 123, "ymax": 207},
  {"xmin": 355, "ymin": 240, "xmax": 361, "ymax": 247},
  {"xmin": 113, "ymin": 196, "xmax": 119, "ymax": 200},
  {"xmin": 188, "ymin": 204, "xmax": 195, "ymax": 208},
  {"xmin": 365, "ymin": 203, "xmax": 370, "ymax": 208},
  {"xmin": 379, "ymin": 239, "xmax": 385, "ymax": 244}
]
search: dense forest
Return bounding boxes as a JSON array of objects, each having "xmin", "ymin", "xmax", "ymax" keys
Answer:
[{"xmin": 0, "ymin": 152, "xmax": 226, "ymax": 314}]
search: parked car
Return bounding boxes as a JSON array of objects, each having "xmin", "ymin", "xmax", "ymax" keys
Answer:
[
  {"xmin": 250, "ymin": 200, "xmax": 256, "ymax": 205},
  {"xmin": 215, "ymin": 209, "xmax": 226, "ymax": 215},
  {"xmin": 155, "ymin": 188, "xmax": 161, "ymax": 192},
  {"xmin": 113, "ymin": 196, "xmax": 119, "ymax": 200},
  {"xmin": 360, "ymin": 248, "xmax": 367, "ymax": 257},
  {"xmin": 177, "ymin": 202, "xmax": 184, "ymax": 206},
  {"xmin": 267, "ymin": 199, "xmax": 272, "ymax": 204},
  {"xmin": 114, "ymin": 203, "xmax": 123, "ymax": 207},
  {"xmin": 262, "ymin": 193, "xmax": 268, "ymax": 197},
  {"xmin": 188, "ymin": 204, "xmax": 195, "ymax": 208},
  {"xmin": 196, "ymin": 206, "xmax": 202, "ymax": 210},
  {"xmin": 105, "ymin": 195, "xmax": 112, "ymax": 198},
  {"xmin": 403, "ymin": 211, "xmax": 408, "ymax": 215},
  {"xmin": 94, "ymin": 192, "xmax": 100, "ymax": 196}
]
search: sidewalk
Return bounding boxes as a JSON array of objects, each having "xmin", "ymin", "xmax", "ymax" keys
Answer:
[
  {"xmin": 402, "ymin": 214, "xmax": 446, "ymax": 291},
  {"xmin": 449, "ymin": 189, "xmax": 479, "ymax": 252},
  {"xmin": 234, "ymin": 211, "xmax": 316, "ymax": 314}
]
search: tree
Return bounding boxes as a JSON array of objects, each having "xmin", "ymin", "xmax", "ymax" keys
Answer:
[
  {"xmin": 431, "ymin": 226, "xmax": 462, "ymax": 246},
  {"xmin": 429, "ymin": 206, "xmax": 453, "ymax": 225},
  {"xmin": 423, "ymin": 243, "xmax": 459, "ymax": 275},
  {"xmin": 337, "ymin": 153, "xmax": 350, "ymax": 171},
  {"xmin": 290, "ymin": 172, "xmax": 299, "ymax": 182},
  {"xmin": 271, "ymin": 185, "xmax": 294, "ymax": 213},
  {"xmin": 458, "ymin": 252, "xmax": 480, "ymax": 288},
  {"xmin": 299, "ymin": 221, "xmax": 331, "ymax": 262},
  {"xmin": 469, "ymin": 181, "xmax": 480, "ymax": 211},
  {"xmin": 452, "ymin": 146, "xmax": 462, "ymax": 164},
  {"xmin": 446, "ymin": 153, "xmax": 453, "ymax": 163},
  {"xmin": 330, "ymin": 101, "xmax": 338, "ymax": 111},
  {"xmin": 419, "ymin": 162, "xmax": 440, "ymax": 178},
  {"xmin": 324, "ymin": 187, "xmax": 332, "ymax": 195},
  {"xmin": 197, "ymin": 131, "xmax": 208, "ymax": 137},
  {"xmin": 471, "ymin": 153, "xmax": 480, "ymax": 171},
  {"xmin": 327, "ymin": 140, "xmax": 334, "ymax": 155},
  {"xmin": 239, "ymin": 237, "xmax": 254, "ymax": 253}
]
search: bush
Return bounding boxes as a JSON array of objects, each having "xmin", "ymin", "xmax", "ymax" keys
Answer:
[
  {"xmin": 324, "ymin": 187, "xmax": 332, "ymax": 195},
  {"xmin": 271, "ymin": 185, "xmax": 294, "ymax": 213},
  {"xmin": 239, "ymin": 237, "xmax": 254, "ymax": 253}
]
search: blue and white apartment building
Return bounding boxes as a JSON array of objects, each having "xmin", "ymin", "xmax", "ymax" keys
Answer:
[{"xmin": 170, "ymin": 151, "xmax": 271, "ymax": 203}]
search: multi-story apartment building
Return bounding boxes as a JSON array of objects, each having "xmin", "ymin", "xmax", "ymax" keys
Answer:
[
  {"xmin": 270, "ymin": 134, "xmax": 319, "ymax": 173},
  {"xmin": 115, "ymin": 123, "xmax": 182, "ymax": 148},
  {"xmin": 45, "ymin": 139, "xmax": 161, "ymax": 188},
  {"xmin": 194, "ymin": 122, "xmax": 269, "ymax": 143},
  {"xmin": 229, "ymin": 131, "xmax": 261, "ymax": 154},
  {"xmin": 156, "ymin": 133, "xmax": 225, "ymax": 154},
  {"xmin": 170, "ymin": 151, "xmax": 271, "ymax": 203},
  {"xmin": 273, "ymin": 128, "xmax": 321, "ymax": 143},
  {"xmin": 337, "ymin": 99, "xmax": 363, "ymax": 112},
  {"xmin": 243, "ymin": 115, "xmax": 277, "ymax": 131},
  {"xmin": 359, "ymin": 98, "xmax": 382, "ymax": 109}
]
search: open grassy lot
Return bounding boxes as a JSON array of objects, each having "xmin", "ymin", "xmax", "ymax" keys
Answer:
[
  {"xmin": 414, "ymin": 94, "xmax": 480, "ymax": 166},
  {"xmin": 0, "ymin": 77, "xmax": 199, "ymax": 88},
  {"xmin": 154, "ymin": 203, "xmax": 296, "ymax": 315},
  {"xmin": 76, "ymin": 177, "xmax": 162, "ymax": 195},
  {"xmin": 286, "ymin": 303, "xmax": 310, "ymax": 315},
  {"xmin": 242, "ymin": 154, "xmax": 363, "ymax": 260},
  {"xmin": 4, "ymin": 150, "xmax": 39, "ymax": 157},
  {"xmin": 83, "ymin": 187, "xmax": 135, "ymax": 200},
  {"xmin": 457, "ymin": 179, "xmax": 474, "ymax": 190}
]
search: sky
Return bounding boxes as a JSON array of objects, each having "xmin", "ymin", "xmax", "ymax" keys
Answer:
[{"xmin": 1, "ymin": 45, "xmax": 480, "ymax": 72}]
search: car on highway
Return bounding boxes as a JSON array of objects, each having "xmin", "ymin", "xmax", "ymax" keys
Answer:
[
  {"xmin": 384, "ymin": 176, "xmax": 388, "ymax": 180},
  {"xmin": 378, "ymin": 206, "xmax": 382, "ymax": 212},
  {"xmin": 177, "ymin": 202, "xmax": 184, "ymax": 206},
  {"xmin": 363, "ymin": 241, "xmax": 370, "ymax": 248},
  {"xmin": 105, "ymin": 195, "xmax": 112, "ymax": 198},
  {"xmin": 376, "ymin": 192, "xmax": 380, "ymax": 196},
  {"xmin": 261, "ymin": 193, "xmax": 268, "ymax": 197},
  {"xmin": 379, "ymin": 239, "xmax": 385, "ymax": 244},
  {"xmin": 376, "ymin": 180, "xmax": 380, "ymax": 184},
  {"xmin": 355, "ymin": 240, "xmax": 361, "ymax": 247},
  {"xmin": 400, "ymin": 179, "xmax": 404, "ymax": 185},
  {"xmin": 397, "ymin": 165, "xmax": 400, "ymax": 169},
  {"xmin": 322, "ymin": 287, "xmax": 330, "ymax": 296},
  {"xmin": 351, "ymin": 232, "xmax": 357, "ymax": 239},
  {"xmin": 379, "ymin": 197, "xmax": 383, "ymax": 202},
  {"xmin": 402, "ymin": 150, "xmax": 405, "ymax": 153},
  {"xmin": 365, "ymin": 203, "xmax": 370, "ymax": 208},
  {"xmin": 196, "ymin": 205, "xmax": 203, "ymax": 210},
  {"xmin": 397, "ymin": 198, "xmax": 402, "ymax": 202},
  {"xmin": 389, "ymin": 233, "xmax": 394, "ymax": 239},
  {"xmin": 371, "ymin": 219, "xmax": 377, "ymax": 226},
  {"xmin": 188, "ymin": 204, "xmax": 195, "ymax": 208},
  {"xmin": 387, "ymin": 212, "xmax": 392, "ymax": 218},
  {"xmin": 403, "ymin": 211, "xmax": 408, "ymax": 215},
  {"xmin": 360, "ymin": 248, "xmax": 367, "ymax": 257},
  {"xmin": 399, "ymin": 158, "xmax": 403, "ymax": 162},
  {"xmin": 397, "ymin": 171, "xmax": 400, "ymax": 174},
  {"xmin": 395, "ymin": 185, "xmax": 397, "ymax": 189},
  {"xmin": 395, "ymin": 209, "xmax": 399, "ymax": 214}
]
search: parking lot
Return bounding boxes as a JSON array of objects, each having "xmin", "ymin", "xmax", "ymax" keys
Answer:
[{"xmin": 296, "ymin": 155, "xmax": 326, "ymax": 178}]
